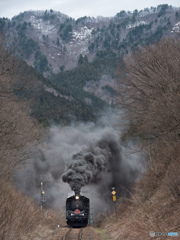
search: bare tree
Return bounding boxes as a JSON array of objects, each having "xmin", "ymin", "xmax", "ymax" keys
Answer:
[
  {"xmin": 0, "ymin": 35, "xmax": 44, "ymax": 240},
  {"xmin": 117, "ymin": 38, "xmax": 180, "ymax": 144},
  {"xmin": 0, "ymin": 35, "xmax": 41, "ymax": 179},
  {"xmin": 114, "ymin": 39, "xmax": 180, "ymax": 238}
]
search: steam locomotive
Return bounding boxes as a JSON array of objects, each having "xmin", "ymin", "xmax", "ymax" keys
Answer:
[{"xmin": 66, "ymin": 193, "xmax": 89, "ymax": 227}]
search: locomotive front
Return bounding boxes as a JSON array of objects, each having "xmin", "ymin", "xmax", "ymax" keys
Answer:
[{"xmin": 66, "ymin": 193, "xmax": 89, "ymax": 227}]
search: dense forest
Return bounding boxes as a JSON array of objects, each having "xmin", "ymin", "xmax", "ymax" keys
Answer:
[{"xmin": 14, "ymin": 56, "xmax": 120, "ymax": 125}]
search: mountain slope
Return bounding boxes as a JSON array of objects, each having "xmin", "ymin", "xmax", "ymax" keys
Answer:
[
  {"xmin": 1, "ymin": 4, "xmax": 179, "ymax": 76},
  {"xmin": 0, "ymin": 4, "xmax": 179, "ymax": 124}
]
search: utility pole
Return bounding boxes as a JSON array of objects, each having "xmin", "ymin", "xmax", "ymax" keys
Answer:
[
  {"xmin": 89, "ymin": 196, "xmax": 94, "ymax": 225},
  {"xmin": 111, "ymin": 187, "xmax": 118, "ymax": 221}
]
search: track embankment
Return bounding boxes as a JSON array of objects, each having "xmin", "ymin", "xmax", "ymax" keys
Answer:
[{"xmin": 22, "ymin": 225, "xmax": 102, "ymax": 240}]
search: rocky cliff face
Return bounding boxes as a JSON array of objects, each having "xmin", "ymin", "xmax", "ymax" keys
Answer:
[
  {"xmin": 23, "ymin": 11, "xmax": 69, "ymax": 73},
  {"xmin": 8, "ymin": 10, "xmax": 110, "ymax": 74}
]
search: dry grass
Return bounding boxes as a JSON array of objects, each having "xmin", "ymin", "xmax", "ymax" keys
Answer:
[
  {"xmin": 0, "ymin": 179, "xmax": 43, "ymax": 240},
  {"xmin": 101, "ymin": 141, "xmax": 180, "ymax": 240},
  {"xmin": 0, "ymin": 178, "xmax": 67, "ymax": 240},
  {"xmin": 165, "ymin": 162, "xmax": 180, "ymax": 200}
]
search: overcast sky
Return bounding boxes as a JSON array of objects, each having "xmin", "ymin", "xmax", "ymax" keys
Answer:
[{"xmin": 0, "ymin": 0, "xmax": 179, "ymax": 20}]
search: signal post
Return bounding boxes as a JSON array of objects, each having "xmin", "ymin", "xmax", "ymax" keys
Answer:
[
  {"xmin": 40, "ymin": 182, "xmax": 46, "ymax": 210},
  {"xmin": 112, "ymin": 187, "xmax": 118, "ymax": 220}
]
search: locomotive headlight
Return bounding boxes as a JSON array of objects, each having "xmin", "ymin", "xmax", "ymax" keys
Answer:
[{"xmin": 75, "ymin": 195, "xmax": 79, "ymax": 200}]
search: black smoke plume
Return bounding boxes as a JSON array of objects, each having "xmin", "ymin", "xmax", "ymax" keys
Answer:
[{"xmin": 62, "ymin": 132, "xmax": 123, "ymax": 194}]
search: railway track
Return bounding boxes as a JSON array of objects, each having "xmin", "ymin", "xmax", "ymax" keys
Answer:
[{"xmin": 62, "ymin": 228, "xmax": 83, "ymax": 240}]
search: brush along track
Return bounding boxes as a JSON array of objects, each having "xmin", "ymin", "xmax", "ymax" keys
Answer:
[{"xmin": 62, "ymin": 228, "xmax": 83, "ymax": 240}]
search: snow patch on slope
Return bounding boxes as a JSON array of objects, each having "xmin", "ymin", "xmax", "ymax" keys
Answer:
[
  {"xmin": 126, "ymin": 21, "xmax": 148, "ymax": 29},
  {"xmin": 29, "ymin": 16, "xmax": 57, "ymax": 35},
  {"xmin": 172, "ymin": 21, "xmax": 180, "ymax": 33},
  {"xmin": 72, "ymin": 26, "xmax": 92, "ymax": 41}
]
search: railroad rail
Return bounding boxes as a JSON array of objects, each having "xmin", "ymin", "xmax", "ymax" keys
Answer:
[{"xmin": 62, "ymin": 228, "xmax": 83, "ymax": 240}]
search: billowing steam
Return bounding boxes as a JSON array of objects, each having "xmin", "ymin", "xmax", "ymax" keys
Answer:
[{"xmin": 14, "ymin": 111, "xmax": 144, "ymax": 214}]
